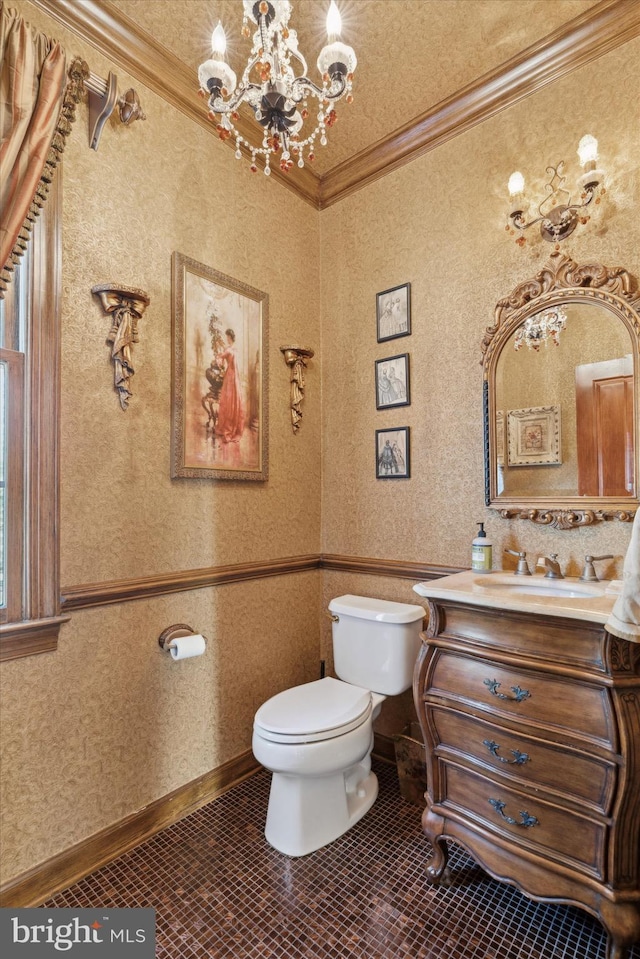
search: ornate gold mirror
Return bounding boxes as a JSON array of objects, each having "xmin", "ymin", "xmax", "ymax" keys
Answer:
[{"xmin": 482, "ymin": 253, "xmax": 640, "ymax": 528}]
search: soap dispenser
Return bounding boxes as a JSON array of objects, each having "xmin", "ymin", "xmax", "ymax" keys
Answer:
[{"xmin": 471, "ymin": 522, "xmax": 493, "ymax": 572}]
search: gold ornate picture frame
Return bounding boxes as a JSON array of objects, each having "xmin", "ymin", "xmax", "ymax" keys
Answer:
[{"xmin": 171, "ymin": 252, "xmax": 268, "ymax": 481}]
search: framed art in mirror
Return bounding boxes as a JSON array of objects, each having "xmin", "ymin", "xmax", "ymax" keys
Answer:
[
  {"xmin": 171, "ymin": 252, "xmax": 268, "ymax": 481},
  {"xmin": 482, "ymin": 252, "xmax": 639, "ymax": 527},
  {"xmin": 507, "ymin": 405, "xmax": 561, "ymax": 467}
]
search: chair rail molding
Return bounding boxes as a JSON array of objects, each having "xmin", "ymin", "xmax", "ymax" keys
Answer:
[
  {"xmin": 31, "ymin": 0, "xmax": 640, "ymax": 209},
  {"xmin": 60, "ymin": 555, "xmax": 462, "ymax": 611}
]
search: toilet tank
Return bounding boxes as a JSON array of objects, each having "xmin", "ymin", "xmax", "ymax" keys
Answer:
[{"xmin": 328, "ymin": 594, "xmax": 425, "ymax": 696}]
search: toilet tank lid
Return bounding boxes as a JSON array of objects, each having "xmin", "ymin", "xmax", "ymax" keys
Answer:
[{"xmin": 329, "ymin": 594, "xmax": 425, "ymax": 624}]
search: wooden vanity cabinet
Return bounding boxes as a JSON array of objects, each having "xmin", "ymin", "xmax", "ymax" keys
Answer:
[{"xmin": 413, "ymin": 598, "xmax": 640, "ymax": 959}]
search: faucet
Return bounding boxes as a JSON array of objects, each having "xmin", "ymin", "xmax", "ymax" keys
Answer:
[
  {"xmin": 536, "ymin": 553, "xmax": 564, "ymax": 579},
  {"xmin": 580, "ymin": 554, "xmax": 613, "ymax": 582},
  {"xmin": 504, "ymin": 549, "xmax": 532, "ymax": 575}
]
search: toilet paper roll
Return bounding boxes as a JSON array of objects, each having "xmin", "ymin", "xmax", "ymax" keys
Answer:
[{"xmin": 168, "ymin": 634, "xmax": 206, "ymax": 660}]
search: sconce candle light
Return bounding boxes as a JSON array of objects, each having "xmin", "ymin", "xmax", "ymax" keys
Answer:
[{"xmin": 506, "ymin": 135, "xmax": 605, "ymax": 246}]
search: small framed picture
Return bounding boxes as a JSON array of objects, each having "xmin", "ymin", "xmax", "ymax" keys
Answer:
[
  {"xmin": 507, "ymin": 405, "xmax": 562, "ymax": 466},
  {"xmin": 376, "ymin": 282, "xmax": 411, "ymax": 342},
  {"xmin": 376, "ymin": 427, "xmax": 410, "ymax": 479},
  {"xmin": 375, "ymin": 353, "xmax": 410, "ymax": 409}
]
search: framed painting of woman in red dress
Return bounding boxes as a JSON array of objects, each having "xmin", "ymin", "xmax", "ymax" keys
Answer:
[{"xmin": 171, "ymin": 252, "xmax": 268, "ymax": 480}]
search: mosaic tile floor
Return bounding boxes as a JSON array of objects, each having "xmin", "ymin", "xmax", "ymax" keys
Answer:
[{"xmin": 45, "ymin": 760, "xmax": 640, "ymax": 958}]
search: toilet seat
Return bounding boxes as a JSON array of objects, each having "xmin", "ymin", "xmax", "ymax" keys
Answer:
[{"xmin": 254, "ymin": 676, "xmax": 372, "ymax": 744}]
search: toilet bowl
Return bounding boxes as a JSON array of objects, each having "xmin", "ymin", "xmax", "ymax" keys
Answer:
[
  {"xmin": 253, "ymin": 595, "xmax": 425, "ymax": 857},
  {"xmin": 253, "ymin": 677, "xmax": 385, "ymax": 856}
]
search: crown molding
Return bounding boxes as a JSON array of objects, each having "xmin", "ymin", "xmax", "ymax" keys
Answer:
[
  {"xmin": 31, "ymin": 0, "xmax": 640, "ymax": 211},
  {"xmin": 30, "ymin": 0, "xmax": 321, "ymax": 206},
  {"xmin": 317, "ymin": 0, "xmax": 640, "ymax": 207}
]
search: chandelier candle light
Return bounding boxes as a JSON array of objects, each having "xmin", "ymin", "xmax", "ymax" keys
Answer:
[
  {"xmin": 198, "ymin": 1, "xmax": 356, "ymax": 175},
  {"xmin": 506, "ymin": 135, "xmax": 605, "ymax": 246},
  {"xmin": 514, "ymin": 306, "xmax": 568, "ymax": 352}
]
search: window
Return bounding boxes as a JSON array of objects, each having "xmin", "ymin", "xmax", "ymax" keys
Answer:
[
  {"xmin": 0, "ymin": 173, "xmax": 67, "ymax": 660},
  {"xmin": 0, "ymin": 346, "xmax": 25, "ymax": 622}
]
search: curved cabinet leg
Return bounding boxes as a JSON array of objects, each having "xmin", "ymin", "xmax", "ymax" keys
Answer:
[
  {"xmin": 421, "ymin": 807, "xmax": 452, "ymax": 885},
  {"xmin": 606, "ymin": 939, "xmax": 629, "ymax": 959},
  {"xmin": 600, "ymin": 900, "xmax": 640, "ymax": 959},
  {"xmin": 426, "ymin": 836, "xmax": 450, "ymax": 884}
]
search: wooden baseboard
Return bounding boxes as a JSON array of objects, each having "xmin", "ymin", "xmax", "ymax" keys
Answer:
[{"xmin": 0, "ymin": 749, "xmax": 260, "ymax": 908}]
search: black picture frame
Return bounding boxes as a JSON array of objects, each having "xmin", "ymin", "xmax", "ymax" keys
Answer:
[
  {"xmin": 375, "ymin": 353, "xmax": 410, "ymax": 409},
  {"xmin": 375, "ymin": 427, "xmax": 410, "ymax": 479},
  {"xmin": 376, "ymin": 282, "xmax": 411, "ymax": 343}
]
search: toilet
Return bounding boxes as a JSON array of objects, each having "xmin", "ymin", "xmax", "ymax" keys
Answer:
[{"xmin": 252, "ymin": 594, "xmax": 425, "ymax": 856}]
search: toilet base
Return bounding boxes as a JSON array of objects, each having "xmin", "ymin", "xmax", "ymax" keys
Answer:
[{"xmin": 264, "ymin": 760, "xmax": 379, "ymax": 857}]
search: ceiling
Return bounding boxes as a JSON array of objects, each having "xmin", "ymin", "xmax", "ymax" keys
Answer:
[
  {"xmin": 32, "ymin": 0, "xmax": 638, "ymax": 206},
  {"xmin": 111, "ymin": 0, "xmax": 598, "ymax": 175}
]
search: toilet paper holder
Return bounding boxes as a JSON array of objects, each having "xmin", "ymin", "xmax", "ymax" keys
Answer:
[{"xmin": 158, "ymin": 623, "xmax": 200, "ymax": 651}]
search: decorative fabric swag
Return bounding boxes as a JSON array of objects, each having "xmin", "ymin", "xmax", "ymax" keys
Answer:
[{"xmin": 0, "ymin": 3, "xmax": 87, "ymax": 298}]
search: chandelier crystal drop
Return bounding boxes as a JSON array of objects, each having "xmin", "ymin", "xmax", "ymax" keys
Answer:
[
  {"xmin": 198, "ymin": 1, "xmax": 356, "ymax": 174},
  {"xmin": 514, "ymin": 306, "xmax": 568, "ymax": 351}
]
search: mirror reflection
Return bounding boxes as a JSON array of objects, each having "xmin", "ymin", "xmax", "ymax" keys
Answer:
[{"xmin": 495, "ymin": 302, "xmax": 634, "ymax": 499}]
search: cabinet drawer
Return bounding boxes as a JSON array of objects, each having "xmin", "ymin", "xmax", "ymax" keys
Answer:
[
  {"xmin": 428, "ymin": 650, "xmax": 615, "ymax": 749},
  {"xmin": 439, "ymin": 761, "xmax": 606, "ymax": 880},
  {"xmin": 430, "ymin": 705, "xmax": 616, "ymax": 814}
]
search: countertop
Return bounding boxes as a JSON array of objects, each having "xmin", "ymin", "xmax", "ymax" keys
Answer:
[{"xmin": 413, "ymin": 569, "xmax": 619, "ymax": 625}]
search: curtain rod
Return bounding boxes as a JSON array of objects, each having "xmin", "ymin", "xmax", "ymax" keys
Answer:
[{"xmin": 84, "ymin": 69, "xmax": 145, "ymax": 150}]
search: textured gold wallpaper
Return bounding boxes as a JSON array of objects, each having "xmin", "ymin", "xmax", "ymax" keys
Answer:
[
  {"xmin": 58, "ymin": 71, "xmax": 322, "ymax": 585},
  {"xmin": 0, "ymin": 573, "xmax": 321, "ymax": 882},
  {"xmin": 0, "ymin": 1, "xmax": 639, "ymax": 890},
  {"xmin": 320, "ymin": 36, "xmax": 640, "ymax": 582},
  {"xmin": 1, "ymin": 1, "xmax": 323, "ymax": 886}
]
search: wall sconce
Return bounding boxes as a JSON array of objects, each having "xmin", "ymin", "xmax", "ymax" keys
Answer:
[
  {"xmin": 506, "ymin": 135, "xmax": 605, "ymax": 246},
  {"xmin": 92, "ymin": 283, "xmax": 150, "ymax": 410},
  {"xmin": 281, "ymin": 346, "xmax": 314, "ymax": 433}
]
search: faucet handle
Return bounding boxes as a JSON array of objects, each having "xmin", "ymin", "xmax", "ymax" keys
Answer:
[
  {"xmin": 580, "ymin": 554, "xmax": 614, "ymax": 582},
  {"xmin": 504, "ymin": 549, "xmax": 531, "ymax": 575}
]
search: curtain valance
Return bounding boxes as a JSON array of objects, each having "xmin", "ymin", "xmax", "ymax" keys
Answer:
[{"xmin": 0, "ymin": 3, "xmax": 86, "ymax": 297}]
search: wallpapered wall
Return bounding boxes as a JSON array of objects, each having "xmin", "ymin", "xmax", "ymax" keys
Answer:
[
  {"xmin": 0, "ymin": 2, "xmax": 639, "ymax": 888},
  {"xmin": 319, "ymin": 35, "xmax": 640, "ymax": 580},
  {"xmin": 317, "ymin": 36, "xmax": 640, "ymax": 721},
  {"xmin": 0, "ymin": 1, "xmax": 322, "ymax": 885}
]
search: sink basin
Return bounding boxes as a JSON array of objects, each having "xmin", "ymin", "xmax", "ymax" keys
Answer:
[{"xmin": 473, "ymin": 574, "xmax": 605, "ymax": 599}]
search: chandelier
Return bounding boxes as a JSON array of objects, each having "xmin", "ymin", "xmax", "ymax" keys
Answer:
[
  {"xmin": 514, "ymin": 307, "xmax": 567, "ymax": 351},
  {"xmin": 506, "ymin": 135, "xmax": 605, "ymax": 246},
  {"xmin": 198, "ymin": 1, "xmax": 356, "ymax": 175}
]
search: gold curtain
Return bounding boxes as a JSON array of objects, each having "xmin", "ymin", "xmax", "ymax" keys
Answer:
[{"xmin": 0, "ymin": 3, "xmax": 86, "ymax": 297}]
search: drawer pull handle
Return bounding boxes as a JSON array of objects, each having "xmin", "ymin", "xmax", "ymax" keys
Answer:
[
  {"xmin": 483, "ymin": 740, "xmax": 530, "ymax": 765},
  {"xmin": 484, "ymin": 678, "xmax": 531, "ymax": 703},
  {"xmin": 488, "ymin": 799, "xmax": 539, "ymax": 829}
]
